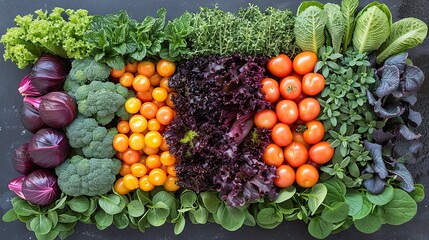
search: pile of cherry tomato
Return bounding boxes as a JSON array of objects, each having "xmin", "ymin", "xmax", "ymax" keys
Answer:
[
  {"xmin": 110, "ymin": 59, "xmax": 180, "ymax": 195},
  {"xmin": 257, "ymin": 51, "xmax": 334, "ymax": 189}
]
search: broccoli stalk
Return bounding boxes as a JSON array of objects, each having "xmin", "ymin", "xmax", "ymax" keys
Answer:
[{"xmin": 55, "ymin": 155, "xmax": 121, "ymax": 197}]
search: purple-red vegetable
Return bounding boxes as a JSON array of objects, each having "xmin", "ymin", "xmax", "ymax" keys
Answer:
[
  {"xmin": 12, "ymin": 143, "xmax": 39, "ymax": 175},
  {"xmin": 20, "ymin": 101, "xmax": 45, "ymax": 133},
  {"xmin": 39, "ymin": 92, "xmax": 77, "ymax": 128},
  {"xmin": 8, "ymin": 176, "xmax": 26, "ymax": 200},
  {"xmin": 28, "ymin": 128, "xmax": 70, "ymax": 168},
  {"xmin": 23, "ymin": 96, "xmax": 42, "ymax": 109},
  {"xmin": 18, "ymin": 75, "xmax": 42, "ymax": 96},
  {"xmin": 21, "ymin": 169, "xmax": 60, "ymax": 205}
]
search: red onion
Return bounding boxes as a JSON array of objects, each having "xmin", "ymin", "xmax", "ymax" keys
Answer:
[
  {"xmin": 18, "ymin": 75, "xmax": 42, "ymax": 97},
  {"xmin": 12, "ymin": 143, "xmax": 39, "ymax": 175},
  {"xmin": 39, "ymin": 92, "xmax": 77, "ymax": 128},
  {"xmin": 8, "ymin": 176, "xmax": 26, "ymax": 200},
  {"xmin": 20, "ymin": 101, "xmax": 45, "ymax": 133},
  {"xmin": 28, "ymin": 128, "xmax": 70, "ymax": 168},
  {"xmin": 22, "ymin": 169, "xmax": 60, "ymax": 205}
]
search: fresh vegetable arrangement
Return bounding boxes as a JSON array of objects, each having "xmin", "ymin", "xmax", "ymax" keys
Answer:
[{"xmin": 1, "ymin": 1, "xmax": 427, "ymax": 240}]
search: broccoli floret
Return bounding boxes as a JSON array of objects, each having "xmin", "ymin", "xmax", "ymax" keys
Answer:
[
  {"xmin": 66, "ymin": 115, "xmax": 117, "ymax": 158},
  {"xmin": 55, "ymin": 155, "xmax": 121, "ymax": 197},
  {"xmin": 75, "ymin": 81, "xmax": 128, "ymax": 125},
  {"xmin": 64, "ymin": 58, "xmax": 111, "ymax": 98}
]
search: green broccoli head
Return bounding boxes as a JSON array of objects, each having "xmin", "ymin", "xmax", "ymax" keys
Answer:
[
  {"xmin": 75, "ymin": 81, "xmax": 128, "ymax": 125},
  {"xmin": 55, "ymin": 155, "xmax": 121, "ymax": 197},
  {"xmin": 68, "ymin": 57, "xmax": 110, "ymax": 84},
  {"xmin": 66, "ymin": 115, "xmax": 117, "ymax": 158}
]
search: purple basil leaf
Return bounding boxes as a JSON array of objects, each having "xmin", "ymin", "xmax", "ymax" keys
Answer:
[
  {"xmin": 383, "ymin": 52, "xmax": 408, "ymax": 73},
  {"xmin": 404, "ymin": 65, "xmax": 424, "ymax": 92},
  {"xmin": 372, "ymin": 129, "xmax": 395, "ymax": 144},
  {"xmin": 406, "ymin": 109, "xmax": 422, "ymax": 127},
  {"xmin": 376, "ymin": 65, "xmax": 400, "ymax": 98},
  {"xmin": 393, "ymin": 140, "xmax": 422, "ymax": 164},
  {"xmin": 364, "ymin": 141, "xmax": 388, "ymax": 179},
  {"xmin": 375, "ymin": 102, "xmax": 406, "ymax": 119},
  {"xmin": 398, "ymin": 125, "xmax": 421, "ymax": 141},
  {"xmin": 364, "ymin": 175, "xmax": 387, "ymax": 194},
  {"xmin": 390, "ymin": 163, "xmax": 415, "ymax": 192},
  {"xmin": 401, "ymin": 94, "xmax": 417, "ymax": 105},
  {"xmin": 366, "ymin": 90, "xmax": 377, "ymax": 105}
]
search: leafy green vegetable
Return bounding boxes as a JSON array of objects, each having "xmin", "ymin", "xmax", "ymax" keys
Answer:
[
  {"xmin": 352, "ymin": 3, "xmax": 392, "ymax": 53},
  {"xmin": 0, "ymin": 8, "xmax": 93, "ymax": 69},
  {"xmin": 341, "ymin": 0, "xmax": 359, "ymax": 52},
  {"xmin": 324, "ymin": 3, "xmax": 346, "ymax": 53},
  {"xmin": 308, "ymin": 216, "xmax": 333, "ymax": 239},
  {"xmin": 354, "ymin": 212, "xmax": 383, "ymax": 233},
  {"xmin": 294, "ymin": 6, "xmax": 327, "ymax": 53},
  {"xmin": 297, "ymin": 1, "xmax": 325, "ymax": 15},
  {"xmin": 381, "ymin": 189, "xmax": 417, "ymax": 225},
  {"xmin": 376, "ymin": 18, "xmax": 428, "ymax": 63}
]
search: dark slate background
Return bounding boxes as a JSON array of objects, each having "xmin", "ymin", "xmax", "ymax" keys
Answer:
[{"xmin": 0, "ymin": 0, "xmax": 427, "ymax": 239}]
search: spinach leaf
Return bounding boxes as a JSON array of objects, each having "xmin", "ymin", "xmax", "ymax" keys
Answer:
[
  {"xmin": 382, "ymin": 189, "xmax": 417, "ymax": 225},
  {"xmin": 308, "ymin": 216, "xmax": 333, "ymax": 239}
]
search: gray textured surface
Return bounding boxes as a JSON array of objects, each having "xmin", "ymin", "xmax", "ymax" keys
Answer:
[{"xmin": 0, "ymin": 0, "xmax": 427, "ymax": 239}]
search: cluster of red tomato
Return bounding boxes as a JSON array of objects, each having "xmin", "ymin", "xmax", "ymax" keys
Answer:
[
  {"xmin": 110, "ymin": 59, "xmax": 180, "ymax": 194},
  {"xmin": 256, "ymin": 52, "xmax": 334, "ymax": 189}
]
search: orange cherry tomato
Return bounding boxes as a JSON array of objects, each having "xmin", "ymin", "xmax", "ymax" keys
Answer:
[
  {"xmin": 117, "ymin": 120, "xmax": 130, "ymax": 134},
  {"xmin": 262, "ymin": 143, "xmax": 284, "ymax": 167},
  {"xmin": 271, "ymin": 123, "xmax": 293, "ymax": 147},
  {"xmin": 143, "ymin": 145, "xmax": 160, "ymax": 155},
  {"xmin": 139, "ymin": 175, "xmax": 155, "ymax": 191},
  {"xmin": 303, "ymin": 120, "xmax": 324, "ymax": 145},
  {"xmin": 145, "ymin": 155, "xmax": 162, "ymax": 169},
  {"xmin": 144, "ymin": 131, "xmax": 163, "ymax": 148},
  {"xmin": 159, "ymin": 137, "xmax": 169, "ymax": 152},
  {"xmin": 152, "ymin": 100, "xmax": 166, "ymax": 108},
  {"xmin": 309, "ymin": 141, "xmax": 334, "ymax": 165},
  {"xmin": 136, "ymin": 87, "xmax": 154, "ymax": 102},
  {"xmin": 164, "ymin": 175, "xmax": 180, "ymax": 191},
  {"xmin": 119, "ymin": 163, "xmax": 131, "ymax": 176},
  {"xmin": 261, "ymin": 78, "xmax": 280, "ymax": 103},
  {"xmin": 119, "ymin": 72, "xmax": 134, "ymax": 87},
  {"xmin": 284, "ymin": 142, "xmax": 309, "ymax": 167},
  {"xmin": 130, "ymin": 163, "xmax": 148, "ymax": 177},
  {"xmin": 137, "ymin": 61, "xmax": 155, "ymax": 77},
  {"xmin": 160, "ymin": 151, "xmax": 176, "ymax": 166},
  {"xmin": 152, "ymin": 87, "xmax": 168, "ymax": 102},
  {"xmin": 113, "ymin": 134, "xmax": 129, "ymax": 152},
  {"xmin": 298, "ymin": 98, "xmax": 320, "ymax": 122},
  {"xmin": 125, "ymin": 61, "xmax": 139, "ymax": 73},
  {"xmin": 140, "ymin": 102, "xmax": 158, "ymax": 120},
  {"xmin": 274, "ymin": 165, "xmax": 295, "ymax": 188},
  {"xmin": 111, "ymin": 67, "xmax": 125, "ymax": 78},
  {"xmin": 267, "ymin": 54, "xmax": 293, "ymax": 78},
  {"xmin": 129, "ymin": 115, "xmax": 148, "ymax": 133},
  {"xmin": 276, "ymin": 100, "xmax": 298, "ymax": 125},
  {"xmin": 122, "ymin": 148, "xmax": 141, "ymax": 165},
  {"xmin": 159, "ymin": 77, "xmax": 172, "ymax": 92},
  {"xmin": 156, "ymin": 106, "xmax": 174, "ymax": 125},
  {"xmin": 166, "ymin": 165, "xmax": 176, "ymax": 176},
  {"xmin": 114, "ymin": 178, "xmax": 130, "ymax": 195},
  {"xmin": 149, "ymin": 72, "xmax": 162, "ymax": 86},
  {"xmin": 133, "ymin": 75, "xmax": 151, "ymax": 92},
  {"xmin": 295, "ymin": 164, "xmax": 319, "ymax": 188},
  {"xmin": 123, "ymin": 174, "xmax": 139, "ymax": 190},
  {"xmin": 280, "ymin": 76, "xmax": 302, "ymax": 100},
  {"xmin": 166, "ymin": 92, "xmax": 177, "ymax": 108},
  {"xmin": 125, "ymin": 97, "xmax": 142, "ymax": 114},
  {"xmin": 148, "ymin": 168, "xmax": 167, "ymax": 186},
  {"xmin": 292, "ymin": 51, "xmax": 318, "ymax": 75},
  {"xmin": 147, "ymin": 119, "xmax": 162, "ymax": 131},
  {"xmin": 129, "ymin": 133, "xmax": 145, "ymax": 150},
  {"xmin": 156, "ymin": 59, "xmax": 176, "ymax": 77},
  {"xmin": 254, "ymin": 109, "xmax": 277, "ymax": 129}
]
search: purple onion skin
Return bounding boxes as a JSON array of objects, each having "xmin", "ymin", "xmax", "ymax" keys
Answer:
[
  {"xmin": 28, "ymin": 54, "xmax": 70, "ymax": 95},
  {"xmin": 28, "ymin": 128, "xmax": 70, "ymax": 168},
  {"xmin": 22, "ymin": 169, "xmax": 60, "ymax": 205},
  {"xmin": 8, "ymin": 176, "xmax": 26, "ymax": 200},
  {"xmin": 13, "ymin": 143, "xmax": 39, "ymax": 175},
  {"xmin": 20, "ymin": 101, "xmax": 46, "ymax": 133},
  {"xmin": 23, "ymin": 96, "xmax": 42, "ymax": 109},
  {"xmin": 39, "ymin": 92, "xmax": 77, "ymax": 128},
  {"xmin": 18, "ymin": 75, "xmax": 42, "ymax": 97}
]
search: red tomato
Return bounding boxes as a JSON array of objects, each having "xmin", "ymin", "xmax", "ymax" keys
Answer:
[
  {"xmin": 309, "ymin": 141, "xmax": 334, "ymax": 165},
  {"xmin": 303, "ymin": 120, "xmax": 324, "ymax": 145},
  {"xmin": 279, "ymin": 76, "xmax": 302, "ymax": 100},
  {"xmin": 122, "ymin": 148, "xmax": 141, "ymax": 165},
  {"xmin": 295, "ymin": 164, "xmax": 319, "ymax": 188},
  {"xmin": 292, "ymin": 51, "xmax": 318, "ymax": 75},
  {"xmin": 293, "ymin": 92, "xmax": 308, "ymax": 104},
  {"xmin": 298, "ymin": 98, "xmax": 320, "ymax": 122},
  {"xmin": 284, "ymin": 142, "xmax": 309, "ymax": 167},
  {"xmin": 302, "ymin": 73, "xmax": 325, "ymax": 96},
  {"xmin": 261, "ymin": 78, "xmax": 280, "ymax": 103},
  {"xmin": 275, "ymin": 100, "xmax": 298, "ymax": 125},
  {"xmin": 274, "ymin": 165, "xmax": 295, "ymax": 188},
  {"xmin": 262, "ymin": 144, "xmax": 284, "ymax": 167},
  {"xmin": 267, "ymin": 54, "xmax": 293, "ymax": 78},
  {"xmin": 254, "ymin": 109, "xmax": 277, "ymax": 129},
  {"xmin": 292, "ymin": 131, "xmax": 310, "ymax": 149},
  {"xmin": 271, "ymin": 123, "xmax": 293, "ymax": 147}
]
